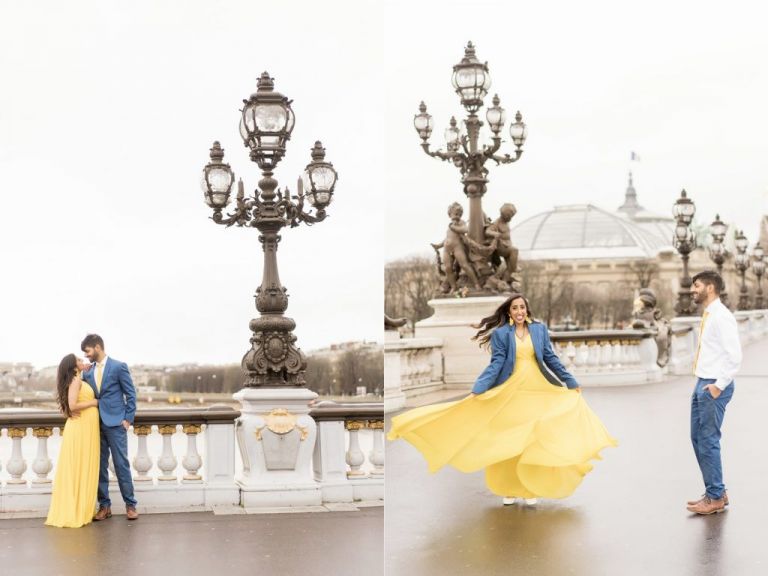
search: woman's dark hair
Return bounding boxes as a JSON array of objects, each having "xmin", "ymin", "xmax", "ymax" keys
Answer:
[
  {"xmin": 56, "ymin": 353, "xmax": 78, "ymax": 417},
  {"xmin": 472, "ymin": 293, "xmax": 534, "ymax": 348}
]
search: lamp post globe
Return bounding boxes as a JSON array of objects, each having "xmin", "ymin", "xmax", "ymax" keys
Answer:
[
  {"xmin": 734, "ymin": 230, "xmax": 751, "ymax": 311},
  {"xmin": 416, "ymin": 42, "xmax": 527, "ymax": 295},
  {"xmin": 753, "ymin": 243, "xmax": 765, "ymax": 309},
  {"xmin": 452, "ymin": 41, "xmax": 491, "ymax": 113},
  {"xmin": 201, "ymin": 73, "xmax": 336, "ymax": 388},
  {"xmin": 672, "ymin": 189, "xmax": 697, "ymax": 316}
]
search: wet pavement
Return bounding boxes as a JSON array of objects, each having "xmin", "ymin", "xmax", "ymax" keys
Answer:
[
  {"xmin": 386, "ymin": 341, "xmax": 768, "ymax": 576},
  {"xmin": 1, "ymin": 507, "xmax": 383, "ymax": 576}
]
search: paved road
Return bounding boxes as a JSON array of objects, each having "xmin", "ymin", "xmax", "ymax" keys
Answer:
[
  {"xmin": 0, "ymin": 507, "xmax": 383, "ymax": 576},
  {"xmin": 386, "ymin": 341, "xmax": 768, "ymax": 576}
]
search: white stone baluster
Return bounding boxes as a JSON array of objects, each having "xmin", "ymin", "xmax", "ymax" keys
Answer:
[
  {"xmin": 6, "ymin": 427, "xmax": 28, "ymax": 484},
  {"xmin": 31, "ymin": 427, "xmax": 54, "ymax": 483},
  {"xmin": 564, "ymin": 341, "xmax": 577, "ymax": 371},
  {"xmin": 132, "ymin": 425, "xmax": 153, "ymax": 482},
  {"xmin": 631, "ymin": 341, "xmax": 642, "ymax": 364},
  {"xmin": 182, "ymin": 424, "xmax": 203, "ymax": 483},
  {"xmin": 575, "ymin": 342, "xmax": 589, "ymax": 370},
  {"xmin": 620, "ymin": 340, "xmax": 631, "ymax": 365},
  {"xmin": 345, "ymin": 420, "xmax": 366, "ymax": 478},
  {"xmin": 611, "ymin": 340, "xmax": 623, "ymax": 369},
  {"xmin": 157, "ymin": 424, "xmax": 179, "ymax": 482},
  {"xmin": 599, "ymin": 341, "xmax": 613, "ymax": 371},
  {"xmin": 586, "ymin": 341, "xmax": 600, "ymax": 372},
  {"xmin": 368, "ymin": 420, "xmax": 385, "ymax": 478}
]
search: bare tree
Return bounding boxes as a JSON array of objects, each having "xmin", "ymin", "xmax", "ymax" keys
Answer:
[
  {"xmin": 385, "ymin": 255, "xmax": 441, "ymax": 332},
  {"xmin": 519, "ymin": 261, "xmax": 572, "ymax": 325},
  {"xmin": 626, "ymin": 260, "xmax": 659, "ymax": 289}
]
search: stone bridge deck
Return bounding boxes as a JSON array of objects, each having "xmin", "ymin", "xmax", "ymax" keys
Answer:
[
  {"xmin": 386, "ymin": 339, "xmax": 768, "ymax": 576},
  {"xmin": 1, "ymin": 505, "xmax": 382, "ymax": 576}
]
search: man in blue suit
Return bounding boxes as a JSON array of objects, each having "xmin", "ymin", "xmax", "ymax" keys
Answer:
[{"xmin": 81, "ymin": 333, "xmax": 138, "ymax": 520}]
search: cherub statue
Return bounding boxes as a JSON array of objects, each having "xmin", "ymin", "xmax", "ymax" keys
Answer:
[
  {"xmin": 431, "ymin": 202, "xmax": 482, "ymax": 294},
  {"xmin": 484, "ymin": 203, "xmax": 519, "ymax": 285},
  {"xmin": 630, "ymin": 287, "xmax": 671, "ymax": 367}
]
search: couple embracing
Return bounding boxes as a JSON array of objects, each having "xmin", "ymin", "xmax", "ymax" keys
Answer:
[{"xmin": 45, "ymin": 334, "xmax": 138, "ymax": 528}]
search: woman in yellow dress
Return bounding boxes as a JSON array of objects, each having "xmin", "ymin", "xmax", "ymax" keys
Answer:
[
  {"xmin": 45, "ymin": 353, "xmax": 100, "ymax": 527},
  {"xmin": 388, "ymin": 293, "xmax": 617, "ymax": 505}
]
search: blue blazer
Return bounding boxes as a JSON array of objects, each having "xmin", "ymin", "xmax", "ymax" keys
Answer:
[
  {"xmin": 82, "ymin": 357, "xmax": 137, "ymax": 427},
  {"xmin": 471, "ymin": 321, "xmax": 579, "ymax": 394}
]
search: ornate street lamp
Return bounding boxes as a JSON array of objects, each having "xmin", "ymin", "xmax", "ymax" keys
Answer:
[
  {"xmin": 752, "ymin": 242, "xmax": 765, "ymax": 309},
  {"xmin": 201, "ymin": 72, "xmax": 338, "ymax": 388},
  {"xmin": 414, "ymin": 42, "xmax": 527, "ymax": 246},
  {"xmin": 707, "ymin": 214, "xmax": 729, "ymax": 307},
  {"xmin": 672, "ymin": 190, "xmax": 697, "ymax": 316},
  {"xmin": 734, "ymin": 230, "xmax": 751, "ymax": 311}
]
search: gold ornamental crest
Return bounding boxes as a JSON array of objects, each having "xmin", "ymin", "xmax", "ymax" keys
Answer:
[{"xmin": 265, "ymin": 408, "xmax": 297, "ymax": 435}]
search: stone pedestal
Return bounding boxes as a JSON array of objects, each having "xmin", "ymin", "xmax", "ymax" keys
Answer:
[
  {"xmin": 415, "ymin": 296, "xmax": 506, "ymax": 389},
  {"xmin": 668, "ymin": 316, "xmax": 699, "ymax": 376},
  {"xmin": 384, "ymin": 329, "xmax": 407, "ymax": 413},
  {"xmin": 233, "ymin": 387, "xmax": 321, "ymax": 507}
]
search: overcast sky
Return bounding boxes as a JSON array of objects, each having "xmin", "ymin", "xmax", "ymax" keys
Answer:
[
  {"xmin": 2, "ymin": 1, "xmax": 767, "ymax": 368},
  {"xmin": 384, "ymin": 0, "xmax": 768, "ymax": 261}
]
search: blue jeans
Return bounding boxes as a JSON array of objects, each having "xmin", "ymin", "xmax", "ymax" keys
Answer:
[
  {"xmin": 690, "ymin": 378, "xmax": 734, "ymax": 500},
  {"xmin": 98, "ymin": 424, "xmax": 137, "ymax": 508}
]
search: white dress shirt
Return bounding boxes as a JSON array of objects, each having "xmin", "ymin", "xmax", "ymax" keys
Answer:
[
  {"xmin": 694, "ymin": 298, "xmax": 742, "ymax": 390},
  {"xmin": 95, "ymin": 355, "xmax": 109, "ymax": 389}
]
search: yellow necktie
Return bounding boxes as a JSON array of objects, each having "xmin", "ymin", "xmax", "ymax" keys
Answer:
[
  {"xmin": 693, "ymin": 311, "xmax": 709, "ymax": 373},
  {"xmin": 96, "ymin": 363, "xmax": 103, "ymax": 392}
]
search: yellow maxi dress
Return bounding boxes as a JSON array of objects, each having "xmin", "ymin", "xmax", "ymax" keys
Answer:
[
  {"xmin": 388, "ymin": 333, "xmax": 617, "ymax": 499},
  {"xmin": 45, "ymin": 381, "xmax": 100, "ymax": 528}
]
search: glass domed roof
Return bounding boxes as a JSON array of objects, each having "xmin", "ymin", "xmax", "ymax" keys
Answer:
[{"xmin": 511, "ymin": 204, "xmax": 673, "ymax": 260}]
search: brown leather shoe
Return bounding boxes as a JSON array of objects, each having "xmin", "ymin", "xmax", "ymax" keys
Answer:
[
  {"xmin": 126, "ymin": 506, "xmax": 139, "ymax": 520},
  {"xmin": 93, "ymin": 506, "xmax": 112, "ymax": 521},
  {"xmin": 687, "ymin": 491, "xmax": 729, "ymax": 507},
  {"xmin": 687, "ymin": 496, "xmax": 726, "ymax": 515}
]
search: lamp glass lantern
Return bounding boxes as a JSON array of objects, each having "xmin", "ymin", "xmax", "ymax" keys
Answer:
[
  {"xmin": 509, "ymin": 111, "xmax": 528, "ymax": 148},
  {"xmin": 201, "ymin": 141, "xmax": 235, "ymax": 209},
  {"xmin": 302, "ymin": 142, "xmax": 338, "ymax": 209},
  {"xmin": 735, "ymin": 231, "xmax": 749, "ymax": 253},
  {"xmin": 452, "ymin": 42, "xmax": 491, "ymax": 112},
  {"xmin": 754, "ymin": 243, "xmax": 765, "ymax": 260},
  {"xmin": 414, "ymin": 102, "xmax": 434, "ymax": 140},
  {"xmin": 485, "ymin": 95, "xmax": 506, "ymax": 133},
  {"xmin": 444, "ymin": 117, "xmax": 460, "ymax": 146},
  {"xmin": 239, "ymin": 72, "xmax": 296, "ymax": 170},
  {"xmin": 672, "ymin": 190, "xmax": 696, "ymax": 225},
  {"xmin": 710, "ymin": 214, "xmax": 728, "ymax": 242}
]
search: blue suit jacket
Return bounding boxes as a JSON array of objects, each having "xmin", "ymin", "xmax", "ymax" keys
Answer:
[
  {"xmin": 471, "ymin": 321, "xmax": 579, "ymax": 394},
  {"xmin": 82, "ymin": 357, "xmax": 137, "ymax": 427}
]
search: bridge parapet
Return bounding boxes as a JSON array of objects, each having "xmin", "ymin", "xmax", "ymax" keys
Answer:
[{"xmin": 0, "ymin": 402, "xmax": 383, "ymax": 513}]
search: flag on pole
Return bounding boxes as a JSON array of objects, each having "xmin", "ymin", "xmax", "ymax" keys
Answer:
[{"xmin": 630, "ymin": 151, "xmax": 641, "ymax": 161}]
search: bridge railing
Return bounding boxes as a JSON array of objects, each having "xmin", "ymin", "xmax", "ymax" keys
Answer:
[{"xmin": 0, "ymin": 402, "xmax": 383, "ymax": 513}]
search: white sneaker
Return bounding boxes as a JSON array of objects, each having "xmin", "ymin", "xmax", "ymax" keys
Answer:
[
  {"xmin": 502, "ymin": 497, "xmax": 518, "ymax": 506},
  {"xmin": 524, "ymin": 498, "xmax": 538, "ymax": 506}
]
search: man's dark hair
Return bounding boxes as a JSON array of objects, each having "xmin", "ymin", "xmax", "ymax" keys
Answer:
[
  {"xmin": 692, "ymin": 270, "xmax": 724, "ymax": 294},
  {"xmin": 81, "ymin": 333, "xmax": 105, "ymax": 351}
]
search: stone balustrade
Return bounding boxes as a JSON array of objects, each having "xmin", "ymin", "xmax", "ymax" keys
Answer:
[
  {"xmin": 311, "ymin": 402, "xmax": 384, "ymax": 503},
  {"xmin": 0, "ymin": 401, "xmax": 383, "ymax": 513},
  {"xmin": 548, "ymin": 330, "xmax": 662, "ymax": 386},
  {"xmin": 384, "ymin": 330, "xmax": 443, "ymax": 412}
]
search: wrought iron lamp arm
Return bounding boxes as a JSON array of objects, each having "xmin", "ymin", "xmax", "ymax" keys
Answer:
[
  {"xmin": 420, "ymin": 141, "xmax": 457, "ymax": 162},
  {"xmin": 489, "ymin": 148, "xmax": 523, "ymax": 166}
]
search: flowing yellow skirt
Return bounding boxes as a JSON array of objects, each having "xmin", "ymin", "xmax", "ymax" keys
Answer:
[
  {"xmin": 388, "ymin": 338, "xmax": 617, "ymax": 499},
  {"xmin": 45, "ymin": 386, "xmax": 100, "ymax": 528}
]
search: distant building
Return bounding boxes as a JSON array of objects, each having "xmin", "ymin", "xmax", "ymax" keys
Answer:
[{"xmin": 510, "ymin": 173, "xmax": 744, "ymax": 322}]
